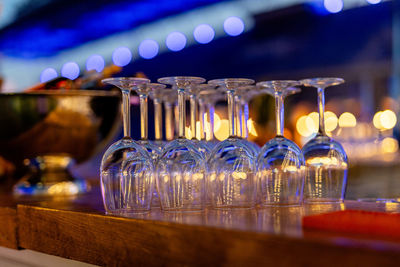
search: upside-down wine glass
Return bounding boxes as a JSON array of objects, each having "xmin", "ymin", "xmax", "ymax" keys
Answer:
[
  {"xmin": 100, "ymin": 77, "xmax": 154, "ymax": 214},
  {"xmin": 157, "ymin": 76, "xmax": 206, "ymax": 212},
  {"xmin": 256, "ymin": 81, "xmax": 305, "ymax": 206},
  {"xmin": 207, "ymin": 78, "xmax": 257, "ymax": 209},
  {"xmin": 300, "ymin": 78, "xmax": 348, "ymax": 203}
]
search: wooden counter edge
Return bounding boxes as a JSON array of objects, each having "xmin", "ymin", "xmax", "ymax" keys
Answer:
[
  {"xmin": 0, "ymin": 206, "xmax": 18, "ymax": 249},
  {"xmin": 17, "ymin": 204, "xmax": 400, "ymax": 267}
]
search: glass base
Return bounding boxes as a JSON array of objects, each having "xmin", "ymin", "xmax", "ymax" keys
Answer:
[
  {"xmin": 161, "ymin": 206, "xmax": 204, "ymax": 213},
  {"xmin": 13, "ymin": 154, "xmax": 90, "ymax": 197},
  {"xmin": 211, "ymin": 204, "xmax": 255, "ymax": 210},
  {"xmin": 106, "ymin": 209, "xmax": 151, "ymax": 216},
  {"xmin": 259, "ymin": 202, "xmax": 302, "ymax": 208},
  {"xmin": 304, "ymin": 198, "xmax": 343, "ymax": 204}
]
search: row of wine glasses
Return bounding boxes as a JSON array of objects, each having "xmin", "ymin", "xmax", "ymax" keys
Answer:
[{"xmin": 100, "ymin": 76, "xmax": 348, "ymax": 215}]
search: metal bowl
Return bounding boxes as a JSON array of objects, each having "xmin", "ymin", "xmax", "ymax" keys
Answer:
[{"xmin": 0, "ymin": 90, "xmax": 120, "ymax": 196}]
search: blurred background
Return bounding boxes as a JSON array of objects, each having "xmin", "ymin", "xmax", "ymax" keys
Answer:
[{"xmin": 0, "ymin": 0, "xmax": 399, "ymax": 199}]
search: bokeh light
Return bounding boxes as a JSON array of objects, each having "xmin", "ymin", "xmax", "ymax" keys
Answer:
[
  {"xmin": 40, "ymin": 68, "xmax": 58, "ymax": 83},
  {"xmin": 166, "ymin": 31, "xmax": 187, "ymax": 52},
  {"xmin": 61, "ymin": 62, "xmax": 80, "ymax": 80},
  {"xmin": 325, "ymin": 111, "xmax": 338, "ymax": 132},
  {"xmin": 380, "ymin": 110, "xmax": 397, "ymax": 130},
  {"xmin": 112, "ymin": 47, "xmax": 132, "ymax": 67},
  {"xmin": 215, "ymin": 119, "xmax": 229, "ymax": 141},
  {"xmin": 381, "ymin": 137, "xmax": 399, "ymax": 154},
  {"xmin": 324, "ymin": 0, "xmax": 343, "ymax": 13},
  {"xmin": 296, "ymin": 115, "xmax": 314, "ymax": 137},
  {"xmin": 373, "ymin": 111, "xmax": 383, "ymax": 130},
  {"xmin": 223, "ymin": 16, "xmax": 245, "ymax": 36},
  {"xmin": 247, "ymin": 118, "xmax": 258, "ymax": 137},
  {"xmin": 193, "ymin": 24, "xmax": 215, "ymax": 44},
  {"xmin": 338, "ymin": 112, "xmax": 357, "ymax": 128},
  {"xmin": 138, "ymin": 39, "xmax": 159, "ymax": 59},
  {"xmin": 86, "ymin": 54, "xmax": 105, "ymax": 72},
  {"xmin": 366, "ymin": 0, "xmax": 381, "ymax": 4}
]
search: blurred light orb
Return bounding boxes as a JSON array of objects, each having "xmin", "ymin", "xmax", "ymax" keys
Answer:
[
  {"xmin": 297, "ymin": 115, "xmax": 314, "ymax": 137},
  {"xmin": 215, "ymin": 119, "xmax": 229, "ymax": 141},
  {"xmin": 338, "ymin": 112, "xmax": 357, "ymax": 127},
  {"xmin": 324, "ymin": 0, "xmax": 343, "ymax": 13},
  {"xmin": 366, "ymin": 0, "xmax": 381, "ymax": 4},
  {"xmin": 381, "ymin": 137, "xmax": 399, "ymax": 154},
  {"xmin": 193, "ymin": 24, "xmax": 215, "ymax": 44},
  {"xmin": 86, "ymin": 55, "xmax": 105, "ymax": 72},
  {"xmin": 247, "ymin": 118, "xmax": 258, "ymax": 137},
  {"xmin": 138, "ymin": 39, "xmax": 159, "ymax": 59},
  {"xmin": 112, "ymin": 47, "xmax": 132, "ymax": 67},
  {"xmin": 40, "ymin": 68, "xmax": 58, "ymax": 83},
  {"xmin": 373, "ymin": 111, "xmax": 383, "ymax": 130},
  {"xmin": 223, "ymin": 16, "xmax": 245, "ymax": 36},
  {"xmin": 166, "ymin": 32, "xmax": 187, "ymax": 52},
  {"xmin": 61, "ymin": 62, "xmax": 80, "ymax": 80},
  {"xmin": 380, "ymin": 110, "xmax": 397, "ymax": 130},
  {"xmin": 307, "ymin": 112, "xmax": 319, "ymax": 133},
  {"xmin": 325, "ymin": 111, "xmax": 338, "ymax": 132}
]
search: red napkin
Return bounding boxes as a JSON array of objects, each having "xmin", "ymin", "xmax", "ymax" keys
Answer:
[{"xmin": 303, "ymin": 210, "xmax": 400, "ymax": 239}]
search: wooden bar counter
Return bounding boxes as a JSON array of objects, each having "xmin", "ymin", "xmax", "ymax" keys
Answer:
[{"xmin": 1, "ymin": 188, "xmax": 400, "ymax": 266}]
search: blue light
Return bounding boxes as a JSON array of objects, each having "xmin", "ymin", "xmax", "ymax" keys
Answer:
[
  {"xmin": 223, "ymin": 17, "xmax": 245, "ymax": 37},
  {"xmin": 112, "ymin": 47, "xmax": 132, "ymax": 67},
  {"xmin": 366, "ymin": 0, "xmax": 381, "ymax": 4},
  {"xmin": 40, "ymin": 68, "xmax": 58, "ymax": 83},
  {"xmin": 324, "ymin": 0, "xmax": 343, "ymax": 13},
  {"xmin": 166, "ymin": 32, "xmax": 187, "ymax": 52},
  {"xmin": 138, "ymin": 39, "xmax": 159, "ymax": 59},
  {"xmin": 61, "ymin": 62, "xmax": 80, "ymax": 80},
  {"xmin": 86, "ymin": 54, "xmax": 105, "ymax": 72},
  {"xmin": 193, "ymin": 24, "xmax": 215, "ymax": 44}
]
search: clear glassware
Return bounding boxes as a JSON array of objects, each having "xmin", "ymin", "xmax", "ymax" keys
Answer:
[
  {"xmin": 100, "ymin": 77, "xmax": 154, "ymax": 214},
  {"xmin": 256, "ymin": 81, "xmax": 305, "ymax": 206},
  {"xmin": 148, "ymin": 84, "xmax": 167, "ymax": 150},
  {"xmin": 207, "ymin": 78, "xmax": 257, "ymax": 209},
  {"xmin": 300, "ymin": 78, "xmax": 348, "ymax": 203},
  {"xmin": 162, "ymin": 89, "xmax": 178, "ymax": 141},
  {"xmin": 157, "ymin": 76, "xmax": 206, "ymax": 212}
]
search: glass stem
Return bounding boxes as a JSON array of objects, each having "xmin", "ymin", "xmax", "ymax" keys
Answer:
[
  {"xmin": 178, "ymin": 88, "xmax": 186, "ymax": 139},
  {"xmin": 235, "ymin": 95, "xmax": 243, "ymax": 138},
  {"xmin": 164, "ymin": 102, "xmax": 174, "ymax": 140},
  {"xmin": 227, "ymin": 90, "xmax": 236, "ymax": 137},
  {"xmin": 275, "ymin": 93, "xmax": 284, "ymax": 137},
  {"xmin": 243, "ymin": 101, "xmax": 249, "ymax": 139},
  {"xmin": 139, "ymin": 94, "xmax": 148, "ymax": 140},
  {"xmin": 121, "ymin": 89, "xmax": 131, "ymax": 138},
  {"xmin": 189, "ymin": 93, "xmax": 197, "ymax": 140},
  {"xmin": 154, "ymin": 98, "xmax": 163, "ymax": 141},
  {"xmin": 317, "ymin": 87, "xmax": 326, "ymax": 135},
  {"xmin": 209, "ymin": 103, "xmax": 215, "ymax": 141},
  {"xmin": 198, "ymin": 98, "xmax": 206, "ymax": 140}
]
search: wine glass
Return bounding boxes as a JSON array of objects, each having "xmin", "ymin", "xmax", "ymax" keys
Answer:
[
  {"xmin": 100, "ymin": 77, "xmax": 154, "ymax": 214},
  {"xmin": 300, "ymin": 78, "xmax": 348, "ymax": 203},
  {"xmin": 148, "ymin": 83, "xmax": 167, "ymax": 150},
  {"xmin": 256, "ymin": 81, "xmax": 304, "ymax": 206},
  {"xmin": 207, "ymin": 78, "xmax": 257, "ymax": 209},
  {"xmin": 157, "ymin": 76, "xmax": 206, "ymax": 212}
]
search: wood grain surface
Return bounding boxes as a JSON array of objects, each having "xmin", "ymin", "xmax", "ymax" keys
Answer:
[{"xmin": 13, "ymin": 190, "xmax": 400, "ymax": 267}]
